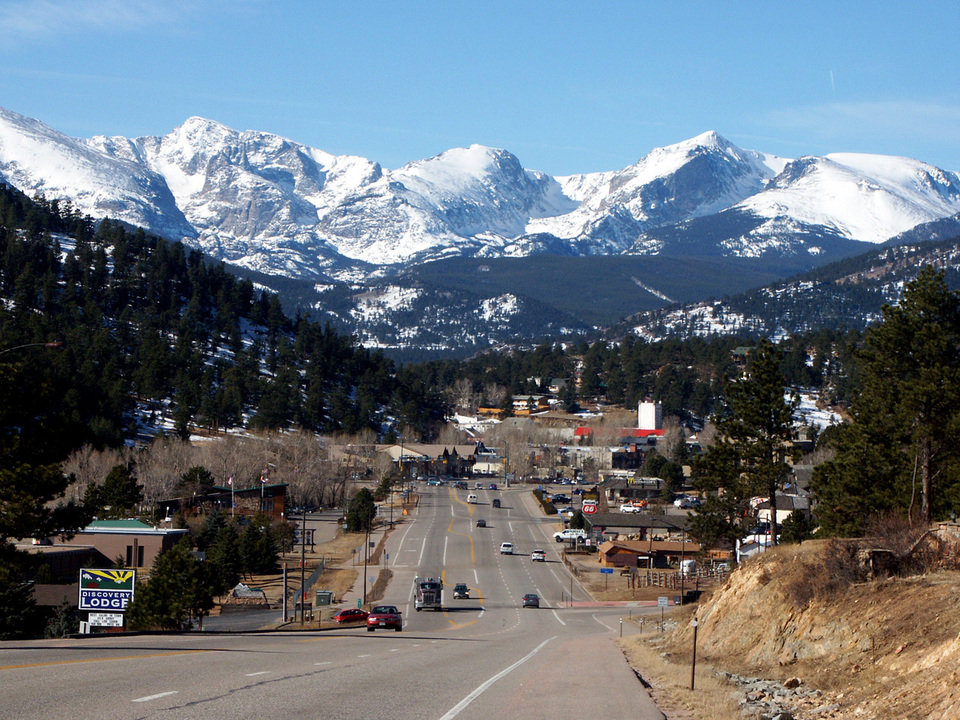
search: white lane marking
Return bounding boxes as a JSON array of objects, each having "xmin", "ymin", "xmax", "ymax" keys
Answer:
[
  {"xmin": 393, "ymin": 518, "xmax": 420, "ymax": 565},
  {"xmin": 417, "ymin": 536, "xmax": 427, "ymax": 566},
  {"xmin": 133, "ymin": 691, "xmax": 178, "ymax": 703},
  {"xmin": 439, "ymin": 637, "xmax": 555, "ymax": 720},
  {"xmin": 443, "ymin": 534, "xmax": 449, "ymax": 566},
  {"xmin": 390, "ymin": 648, "xmax": 399, "ymax": 652},
  {"xmin": 245, "ymin": 671, "xmax": 270, "ymax": 676},
  {"xmin": 592, "ymin": 613, "xmax": 616, "ymax": 631},
  {"xmin": 358, "ymin": 654, "xmax": 371, "ymax": 658},
  {"xmin": 551, "ymin": 608, "xmax": 567, "ymax": 626},
  {"xmin": 315, "ymin": 661, "xmax": 332, "ymax": 666}
]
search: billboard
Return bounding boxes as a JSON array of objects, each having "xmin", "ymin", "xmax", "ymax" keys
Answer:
[{"xmin": 78, "ymin": 569, "xmax": 136, "ymax": 612}]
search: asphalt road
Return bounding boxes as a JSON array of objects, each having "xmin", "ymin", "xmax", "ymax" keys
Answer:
[{"xmin": 1, "ymin": 485, "xmax": 665, "ymax": 720}]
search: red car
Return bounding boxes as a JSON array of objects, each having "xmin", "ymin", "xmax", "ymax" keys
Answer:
[
  {"xmin": 332, "ymin": 608, "xmax": 369, "ymax": 624},
  {"xmin": 366, "ymin": 604, "xmax": 402, "ymax": 632}
]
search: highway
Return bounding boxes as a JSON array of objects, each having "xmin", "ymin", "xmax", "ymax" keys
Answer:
[{"xmin": 1, "ymin": 485, "xmax": 665, "ymax": 720}]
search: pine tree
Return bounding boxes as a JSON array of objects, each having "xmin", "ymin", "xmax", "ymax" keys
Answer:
[
  {"xmin": 812, "ymin": 267, "xmax": 960, "ymax": 531},
  {"xmin": 125, "ymin": 537, "xmax": 213, "ymax": 631},
  {"xmin": 691, "ymin": 340, "xmax": 797, "ymax": 547}
]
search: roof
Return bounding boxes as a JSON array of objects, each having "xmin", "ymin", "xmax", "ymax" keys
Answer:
[
  {"xmin": 585, "ymin": 512, "xmax": 688, "ymax": 531},
  {"xmin": 80, "ymin": 520, "xmax": 189, "ymax": 536},
  {"xmin": 598, "ymin": 539, "xmax": 701, "ymax": 555}
]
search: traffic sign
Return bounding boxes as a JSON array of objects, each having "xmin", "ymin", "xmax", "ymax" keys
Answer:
[{"xmin": 600, "ymin": 567, "xmax": 613, "ymax": 574}]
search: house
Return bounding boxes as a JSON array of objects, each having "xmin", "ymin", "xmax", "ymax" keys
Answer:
[
  {"xmin": 512, "ymin": 395, "xmax": 550, "ymax": 415},
  {"xmin": 160, "ymin": 482, "xmax": 289, "ymax": 523},
  {"xmin": 597, "ymin": 537, "xmax": 701, "ymax": 569},
  {"xmin": 380, "ymin": 442, "xmax": 484, "ymax": 478},
  {"xmin": 755, "ymin": 494, "xmax": 811, "ymax": 527}
]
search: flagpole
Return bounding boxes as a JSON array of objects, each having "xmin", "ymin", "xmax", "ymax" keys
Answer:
[{"xmin": 229, "ymin": 475, "xmax": 235, "ymax": 518}]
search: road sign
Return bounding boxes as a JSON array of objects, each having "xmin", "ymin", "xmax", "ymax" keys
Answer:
[
  {"xmin": 87, "ymin": 612, "xmax": 124, "ymax": 627},
  {"xmin": 582, "ymin": 503, "xmax": 597, "ymax": 514},
  {"xmin": 600, "ymin": 567, "xmax": 613, "ymax": 574},
  {"xmin": 658, "ymin": 596, "xmax": 669, "ymax": 607},
  {"xmin": 78, "ymin": 569, "xmax": 136, "ymax": 612}
]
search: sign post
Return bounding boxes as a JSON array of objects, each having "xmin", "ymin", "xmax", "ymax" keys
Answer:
[
  {"xmin": 600, "ymin": 566, "xmax": 613, "ymax": 590},
  {"xmin": 79, "ymin": 569, "xmax": 136, "ymax": 633},
  {"xmin": 658, "ymin": 595, "xmax": 668, "ymax": 631}
]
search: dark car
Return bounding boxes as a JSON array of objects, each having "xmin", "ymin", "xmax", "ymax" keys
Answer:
[
  {"xmin": 492, "ymin": 498, "xmax": 501, "ymax": 508},
  {"xmin": 476, "ymin": 518, "xmax": 487, "ymax": 527},
  {"xmin": 488, "ymin": 483, "xmax": 498, "ymax": 490},
  {"xmin": 332, "ymin": 608, "xmax": 369, "ymax": 624},
  {"xmin": 367, "ymin": 605, "xmax": 402, "ymax": 632},
  {"xmin": 453, "ymin": 583, "xmax": 470, "ymax": 599},
  {"xmin": 522, "ymin": 593, "xmax": 540, "ymax": 608}
]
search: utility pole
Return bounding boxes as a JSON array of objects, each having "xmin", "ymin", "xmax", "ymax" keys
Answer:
[
  {"xmin": 299, "ymin": 514, "xmax": 307, "ymax": 626},
  {"xmin": 362, "ymin": 516, "xmax": 370, "ymax": 608}
]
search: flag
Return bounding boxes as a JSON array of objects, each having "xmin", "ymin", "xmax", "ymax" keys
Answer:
[
  {"xmin": 228, "ymin": 475, "xmax": 233, "ymax": 486},
  {"xmin": 260, "ymin": 472, "xmax": 267, "ymax": 484}
]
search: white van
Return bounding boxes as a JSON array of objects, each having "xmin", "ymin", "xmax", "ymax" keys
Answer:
[{"xmin": 467, "ymin": 493, "xmax": 478, "ymax": 504}]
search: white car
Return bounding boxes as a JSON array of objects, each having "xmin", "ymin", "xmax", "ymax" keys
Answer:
[
  {"xmin": 674, "ymin": 496, "xmax": 701, "ymax": 509},
  {"xmin": 530, "ymin": 549, "xmax": 545, "ymax": 562},
  {"xmin": 619, "ymin": 503, "xmax": 642, "ymax": 513},
  {"xmin": 499, "ymin": 542, "xmax": 514, "ymax": 554}
]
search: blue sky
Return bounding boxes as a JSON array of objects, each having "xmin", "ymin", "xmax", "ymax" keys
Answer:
[{"xmin": 2, "ymin": 0, "xmax": 959, "ymax": 176}]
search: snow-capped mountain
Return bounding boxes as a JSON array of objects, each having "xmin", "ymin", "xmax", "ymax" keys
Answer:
[
  {"xmin": 4, "ymin": 104, "xmax": 960, "ymax": 357},
  {"xmin": 4, "ymin": 105, "xmax": 960, "ymax": 287}
]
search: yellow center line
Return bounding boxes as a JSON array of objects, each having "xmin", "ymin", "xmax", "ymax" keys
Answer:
[{"xmin": 0, "ymin": 649, "xmax": 210, "ymax": 671}]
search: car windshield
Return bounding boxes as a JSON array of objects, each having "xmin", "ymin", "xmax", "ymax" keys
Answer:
[{"xmin": 371, "ymin": 606, "xmax": 397, "ymax": 614}]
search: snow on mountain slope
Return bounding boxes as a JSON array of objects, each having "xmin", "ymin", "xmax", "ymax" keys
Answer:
[
  {"xmin": 0, "ymin": 107, "xmax": 193, "ymax": 238},
  {"xmin": 738, "ymin": 154, "xmax": 960, "ymax": 244},
  {"xmin": 3, "ymin": 104, "xmax": 960, "ymax": 286},
  {"xmin": 528, "ymin": 131, "xmax": 787, "ymax": 247}
]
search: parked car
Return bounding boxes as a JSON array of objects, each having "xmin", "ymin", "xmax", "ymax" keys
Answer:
[
  {"xmin": 553, "ymin": 528, "xmax": 587, "ymax": 543},
  {"xmin": 674, "ymin": 496, "xmax": 701, "ymax": 509},
  {"xmin": 488, "ymin": 483, "xmax": 498, "ymax": 490},
  {"xmin": 557, "ymin": 507, "xmax": 575, "ymax": 518},
  {"xmin": 366, "ymin": 605, "xmax": 402, "ymax": 632},
  {"xmin": 619, "ymin": 502, "xmax": 643, "ymax": 513},
  {"xmin": 453, "ymin": 583, "xmax": 470, "ymax": 599},
  {"xmin": 499, "ymin": 542, "xmax": 514, "ymax": 554},
  {"xmin": 476, "ymin": 518, "xmax": 487, "ymax": 527},
  {"xmin": 522, "ymin": 593, "xmax": 540, "ymax": 608},
  {"xmin": 332, "ymin": 608, "xmax": 368, "ymax": 624},
  {"xmin": 492, "ymin": 498, "xmax": 501, "ymax": 508},
  {"xmin": 475, "ymin": 482, "xmax": 484, "ymax": 490},
  {"xmin": 530, "ymin": 549, "xmax": 545, "ymax": 562}
]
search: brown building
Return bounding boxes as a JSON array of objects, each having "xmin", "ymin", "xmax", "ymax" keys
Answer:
[{"xmin": 46, "ymin": 519, "xmax": 189, "ymax": 571}]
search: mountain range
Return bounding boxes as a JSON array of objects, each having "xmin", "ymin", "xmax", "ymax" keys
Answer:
[{"xmin": 3, "ymin": 105, "xmax": 960, "ymax": 357}]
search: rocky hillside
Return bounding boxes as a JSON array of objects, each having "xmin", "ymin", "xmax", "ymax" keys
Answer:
[{"xmin": 641, "ymin": 532, "xmax": 960, "ymax": 719}]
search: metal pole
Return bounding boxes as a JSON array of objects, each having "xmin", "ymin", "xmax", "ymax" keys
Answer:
[
  {"xmin": 680, "ymin": 526, "xmax": 686, "ymax": 606},
  {"xmin": 691, "ymin": 619, "xmax": 699, "ymax": 690},
  {"xmin": 300, "ymin": 516, "xmax": 306, "ymax": 626},
  {"xmin": 362, "ymin": 519, "xmax": 369, "ymax": 608}
]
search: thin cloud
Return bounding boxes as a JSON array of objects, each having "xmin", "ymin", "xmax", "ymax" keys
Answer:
[
  {"xmin": 1, "ymin": 0, "xmax": 199, "ymax": 44},
  {"xmin": 765, "ymin": 100, "xmax": 960, "ymax": 140}
]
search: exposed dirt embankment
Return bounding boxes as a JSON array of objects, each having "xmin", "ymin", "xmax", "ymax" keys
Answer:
[{"xmin": 624, "ymin": 538, "xmax": 960, "ymax": 719}]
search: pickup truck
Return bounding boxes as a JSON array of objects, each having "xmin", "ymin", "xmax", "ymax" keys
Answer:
[{"xmin": 553, "ymin": 528, "xmax": 587, "ymax": 542}]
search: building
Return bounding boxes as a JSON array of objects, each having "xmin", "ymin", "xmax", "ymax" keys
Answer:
[
  {"xmin": 45, "ymin": 519, "xmax": 189, "ymax": 571},
  {"xmin": 638, "ymin": 400, "xmax": 663, "ymax": 431}
]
